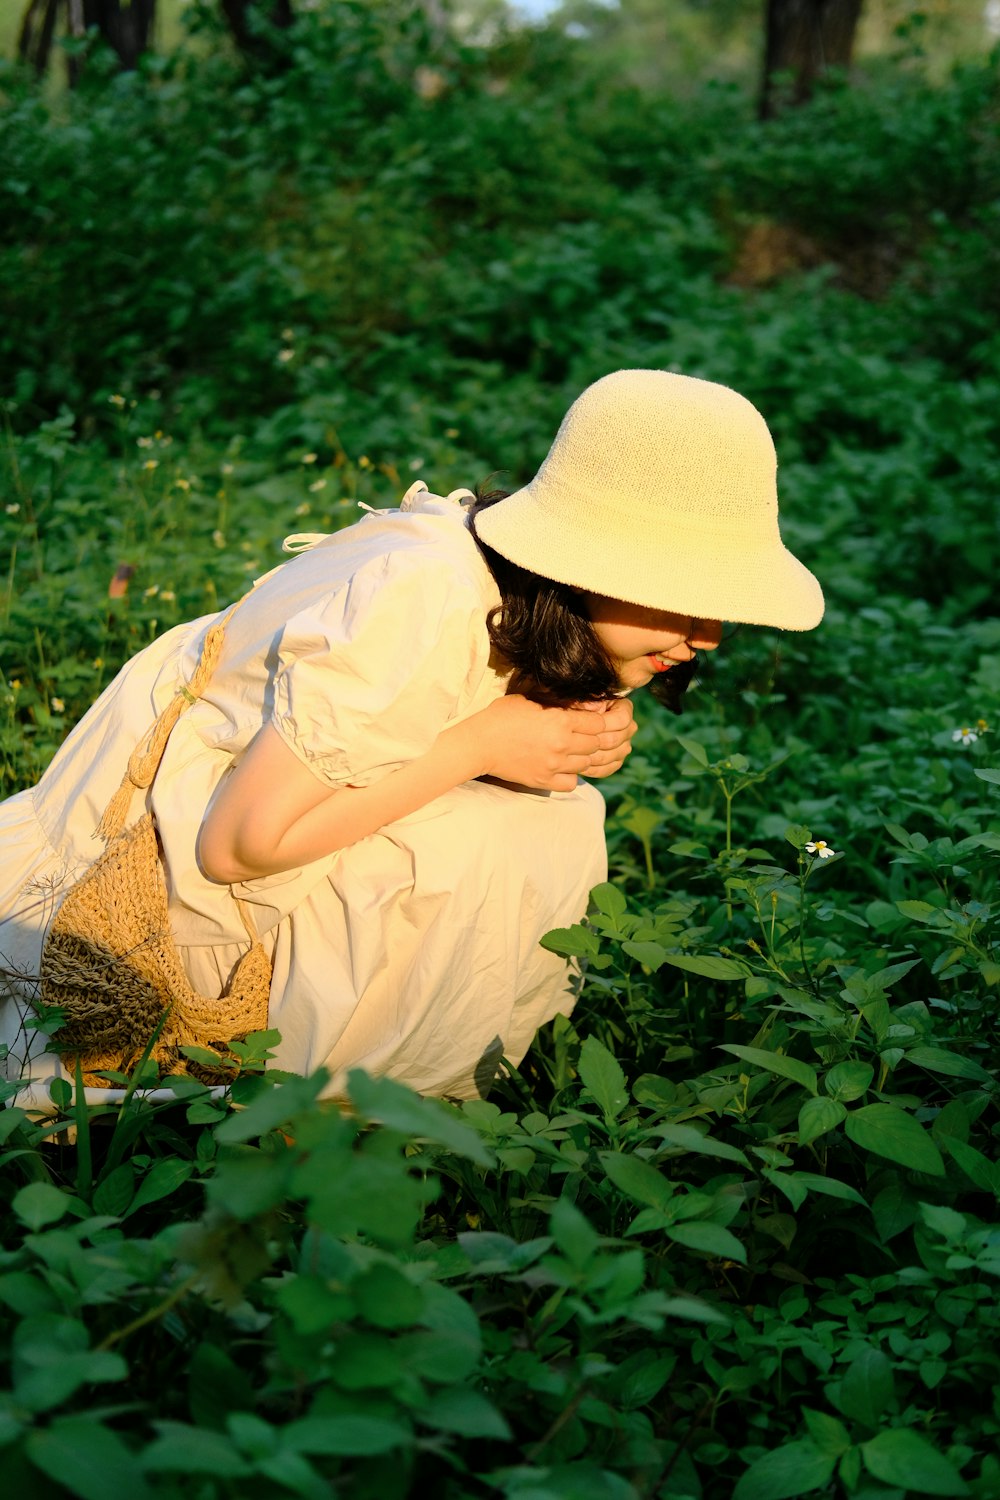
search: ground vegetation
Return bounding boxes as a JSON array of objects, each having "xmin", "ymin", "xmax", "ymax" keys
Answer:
[{"xmin": 1, "ymin": 6, "xmax": 999, "ymax": 1496}]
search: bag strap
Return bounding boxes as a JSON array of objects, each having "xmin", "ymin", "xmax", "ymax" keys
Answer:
[{"xmin": 92, "ymin": 588, "xmax": 261, "ymax": 943}]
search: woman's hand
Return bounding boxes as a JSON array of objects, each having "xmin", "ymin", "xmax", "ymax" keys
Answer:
[
  {"xmin": 474, "ymin": 694, "xmax": 636, "ymax": 791},
  {"xmin": 575, "ymin": 696, "xmax": 637, "ymax": 779}
]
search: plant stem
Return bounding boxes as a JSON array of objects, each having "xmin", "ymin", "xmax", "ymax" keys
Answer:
[{"xmin": 97, "ymin": 1271, "xmax": 201, "ymax": 1350}]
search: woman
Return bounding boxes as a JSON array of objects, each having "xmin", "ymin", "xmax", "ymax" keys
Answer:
[{"xmin": 0, "ymin": 369, "xmax": 823, "ymax": 1099}]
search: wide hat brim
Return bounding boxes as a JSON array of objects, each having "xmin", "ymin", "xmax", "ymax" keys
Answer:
[{"xmin": 475, "ymin": 482, "xmax": 824, "ymax": 632}]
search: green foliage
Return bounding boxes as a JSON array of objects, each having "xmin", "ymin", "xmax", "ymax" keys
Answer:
[{"xmin": 2, "ymin": 9, "xmax": 1000, "ymax": 1497}]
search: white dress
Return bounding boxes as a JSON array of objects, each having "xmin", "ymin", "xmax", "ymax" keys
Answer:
[{"xmin": 0, "ymin": 487, "xmax": 607, "ymax": 1100}]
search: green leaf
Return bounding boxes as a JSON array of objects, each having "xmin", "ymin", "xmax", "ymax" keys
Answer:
[
  {"xmin": 802, "ymin": 1409, "xmax": 851, "ymax": 1459},
  {"xmin": 179, "ymin": 1045, "xmax": 235, "ymax": 1069},
  {"xmin": 787, "ymin": 1172, "xmax": 868, "ymax": 1207},
  {"xmin": 733, "ymin": 1439, "xmax": 836, "ymax": 1500},
  {"xmin": 399, "ymin": 1328, "xmax": 481, "ymax": 1386},
  {"xmin": 578, "ymin": 1036, "xmax": 629, "ymax": 1120},
  {"xmin": 12, "ymin": 1182, "xmax": 74, "ymax": 1231},
  {"xmin": 615, "ymin": 1352, "xmax": 678, "ymax": 1410},
  {"xmin": 621, "ymin": 806, "xmax": 661, "ymax": 840},
  {"xmin": 601, "ymin": 1151, "xmax": 675, "ymax": 1211},
  {"xmin": 660, "ymin": 1295, "xmax": 731, "ymax": 1325},
  {"xmin": 213, "ymin": 1071, "xmax": 327, "ymax": 1144},
  {"xmin": 896, "ymin": 900, "xmax": 943, "ymax": 923},
  {"xmin": 919, "ymin": 1202, "xmax": 967, "ymax": 1241},
  {"xmin": 763, "ymin": 1171, "xmax": 806, "ymax": 1212},
  {"xmin": 282, "ymin": 1414, "xmax": 413, "ymax": 1456},
  {"xmin": 839, "ymin": 1446, "xmax": 862, "ymax": 1490},
  {"xmin": 92, "ymin": 1163, "xmax": 135, "ymax": 1218},
  {"xmin": 905, "ymin": 1045, "xmax": 993, "ymax": 1083},
  {"xmin": 353, "ymin": 1262, "xmax": 425, "ymax": 1329},
  {"xmin": 276, "ymin": 1274, "xmax": 353, "ymax": 1336},
  {"xmin": 126, "ymin": 1158, "xmax": 194, "ymax": 1216},
  {"xmin": 325, "ymin": 1333, "xmax": 403, "ymax": 1391},
  {"xmin": 549, "ymin": 1196, "xmax": 599, "ymax": 1268},
  {"xmin": 823, "ymin": 1061, "xmax": 874, "ymax": 1102},
  {"xmin": 142, "ymin": 1424, "xmax": 251, "ymax": 1476},
  {"xmin": 964, "ymin": 831, "xmax": 1000, "ymax": 850},
  {"xmin": 347, "ymin": 1071, "xmax": 493, "ymax": 1166},
  {"xmin": 421, "ymin": 1386, "xmax": 511, "ymax": 1440},
  {"xmin": 590, "ymin": 882, "xmax": 628, "ymax": 920},
  {"xmin": 656, "ymin": 1122, "xmax": 751, "ymax": 1166},
  {"xmin": 661, "ymin": 952, "xmax": 748, "ymax": 980},
  {"xmin": 0, "ymin": 1106, "xmax": 28, "ymax": 1145},
  {"xmin": 15, "ymin": 1345, "xmax": 128, "ymax": 1415},
  {"xmin": 622, "ymin": 940, "xmax": 670, "ymax": 969},
  {"xmin": 868, "ymin": 959, "xmax": 921, "ymax": 990},
  {"xmin": 845, "ymin": 1103, "xmax": 945, "ymax": 1175},
  {"xmin": 0, "ymin": 1271, "xmax": 58, "ymax": 1317},
  {"xmin": 798, "ymin": 1097, "xmax": 847, "ymax": 1146},
  {"xmin": 292, "ymin": 1153, "xmax": 428, "ymax": 1248},
  {"xmin": 208, "ymin": 1149, "xmax": 295, "ymax": 1223},
  {"xmin": 48, "ymin": 1077, "xmax": 73, "ymax": 1110},
  {"xmin": 720, "ymin": 1044, "xmax": 818, "ymax": 1095},
  {"xmin": 27, "ymin": 1416, "xmax": 152, "ymax": 1500},
  {"xmin": 677, "ymin": 735, "xmax": 708, "ymax": 767},
  {"xmin": 973, "ymin": 767, "xmax": 1000, "ymax": 784},
  {"xmin": 872, "ymin": 1179, "xmax": 919, "ymax": 1243},
  {"xmin": 0, "ymin": 1409, "xmax": 23, "ymax": 1448},
  {"xmin": 540, "ymin": 925, "xmax": 600, "ymax": 958},
  {"xmin": 187, "ymin": 1341, "xmax": 254, "ymax": 1429},
  {"xmin": 784, "ymin": 824, "xmax": 812, "ymax": 850},
  {"xmin": 938, "ymin": 1134, "xmax": 1000, "ymax": 1195},
  {"xmin": 834, "ymin": 1346, "xmax": 895, "ymax": 1425},
  {"xmin": 666, "ymin": 1222, "xmax": 746, "ymax": 1263},
  {"xmin": 861, "ymin": 1429, "xmax": 969, "ymax": 1495}
]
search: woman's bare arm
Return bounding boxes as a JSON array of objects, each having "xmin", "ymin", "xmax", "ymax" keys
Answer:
[{"xmin": 198, "ymin": 694, "xmax": 635, "ymax": 884}]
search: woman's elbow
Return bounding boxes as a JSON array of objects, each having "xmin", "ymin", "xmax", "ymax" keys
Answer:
[{"xmin": 197, "ymin": 814, "xmax": 266, "ymax": 885}]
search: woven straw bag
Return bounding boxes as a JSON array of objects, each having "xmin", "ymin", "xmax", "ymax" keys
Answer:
[{"xmin": 40, "ymin": 596, "xmax": 272, "ymax": 1084}]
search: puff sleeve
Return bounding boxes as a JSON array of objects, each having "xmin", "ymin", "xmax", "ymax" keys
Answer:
[{"xmin": 269, "ymin": 547, "xmax": 492, "ymax": 789}]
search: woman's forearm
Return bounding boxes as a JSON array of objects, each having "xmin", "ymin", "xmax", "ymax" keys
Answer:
[
  {"xmin": 199, "ymin": 694, "xmax": 628, "ymax": 885},
  {"xmin": 200, "ymin": 717, "xmax": 490, "ymax": 884}
]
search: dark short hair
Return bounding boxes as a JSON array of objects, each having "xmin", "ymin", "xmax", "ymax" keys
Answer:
[{"xmin": 467, "ymin": 490, "xmax": 695, "ymax": 713}]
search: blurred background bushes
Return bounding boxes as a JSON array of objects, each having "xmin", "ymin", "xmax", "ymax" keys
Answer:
[
  {"xmin": 2, "ymin": 0, "xmax": 998, "ymax": 427},
  {"xmin": 1, "ymin": 0, "xmax": 999, "ymax": 754}
]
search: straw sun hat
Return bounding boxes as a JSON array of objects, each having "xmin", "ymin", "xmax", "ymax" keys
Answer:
[{"xmin": 474, "ymin": 369, "xmax": 824, "ymax": 631}]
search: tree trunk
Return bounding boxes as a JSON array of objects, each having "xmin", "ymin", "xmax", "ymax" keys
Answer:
[
  {"xmin": 18, "ymin": 0, "xmax": 62, "ymax": 77},
  {"xmin": 17, "ymin": 0, "xmax": 157, "ymax": 78},
  {"xmin": 219, "ymin": 0, "xmax": 294, "ymax": 67},
  {"xmin": 82, "ymin": 0, "xmax": 157, "ymax": 70},
  {"xmin": 760, "ymin": 0, "xmax": 864, "ymax": 119}
]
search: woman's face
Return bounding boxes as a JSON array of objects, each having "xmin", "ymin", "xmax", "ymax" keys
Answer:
[{"xmin": 582, "ymin": 593, "xmax": 723, "ymax": 691}]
